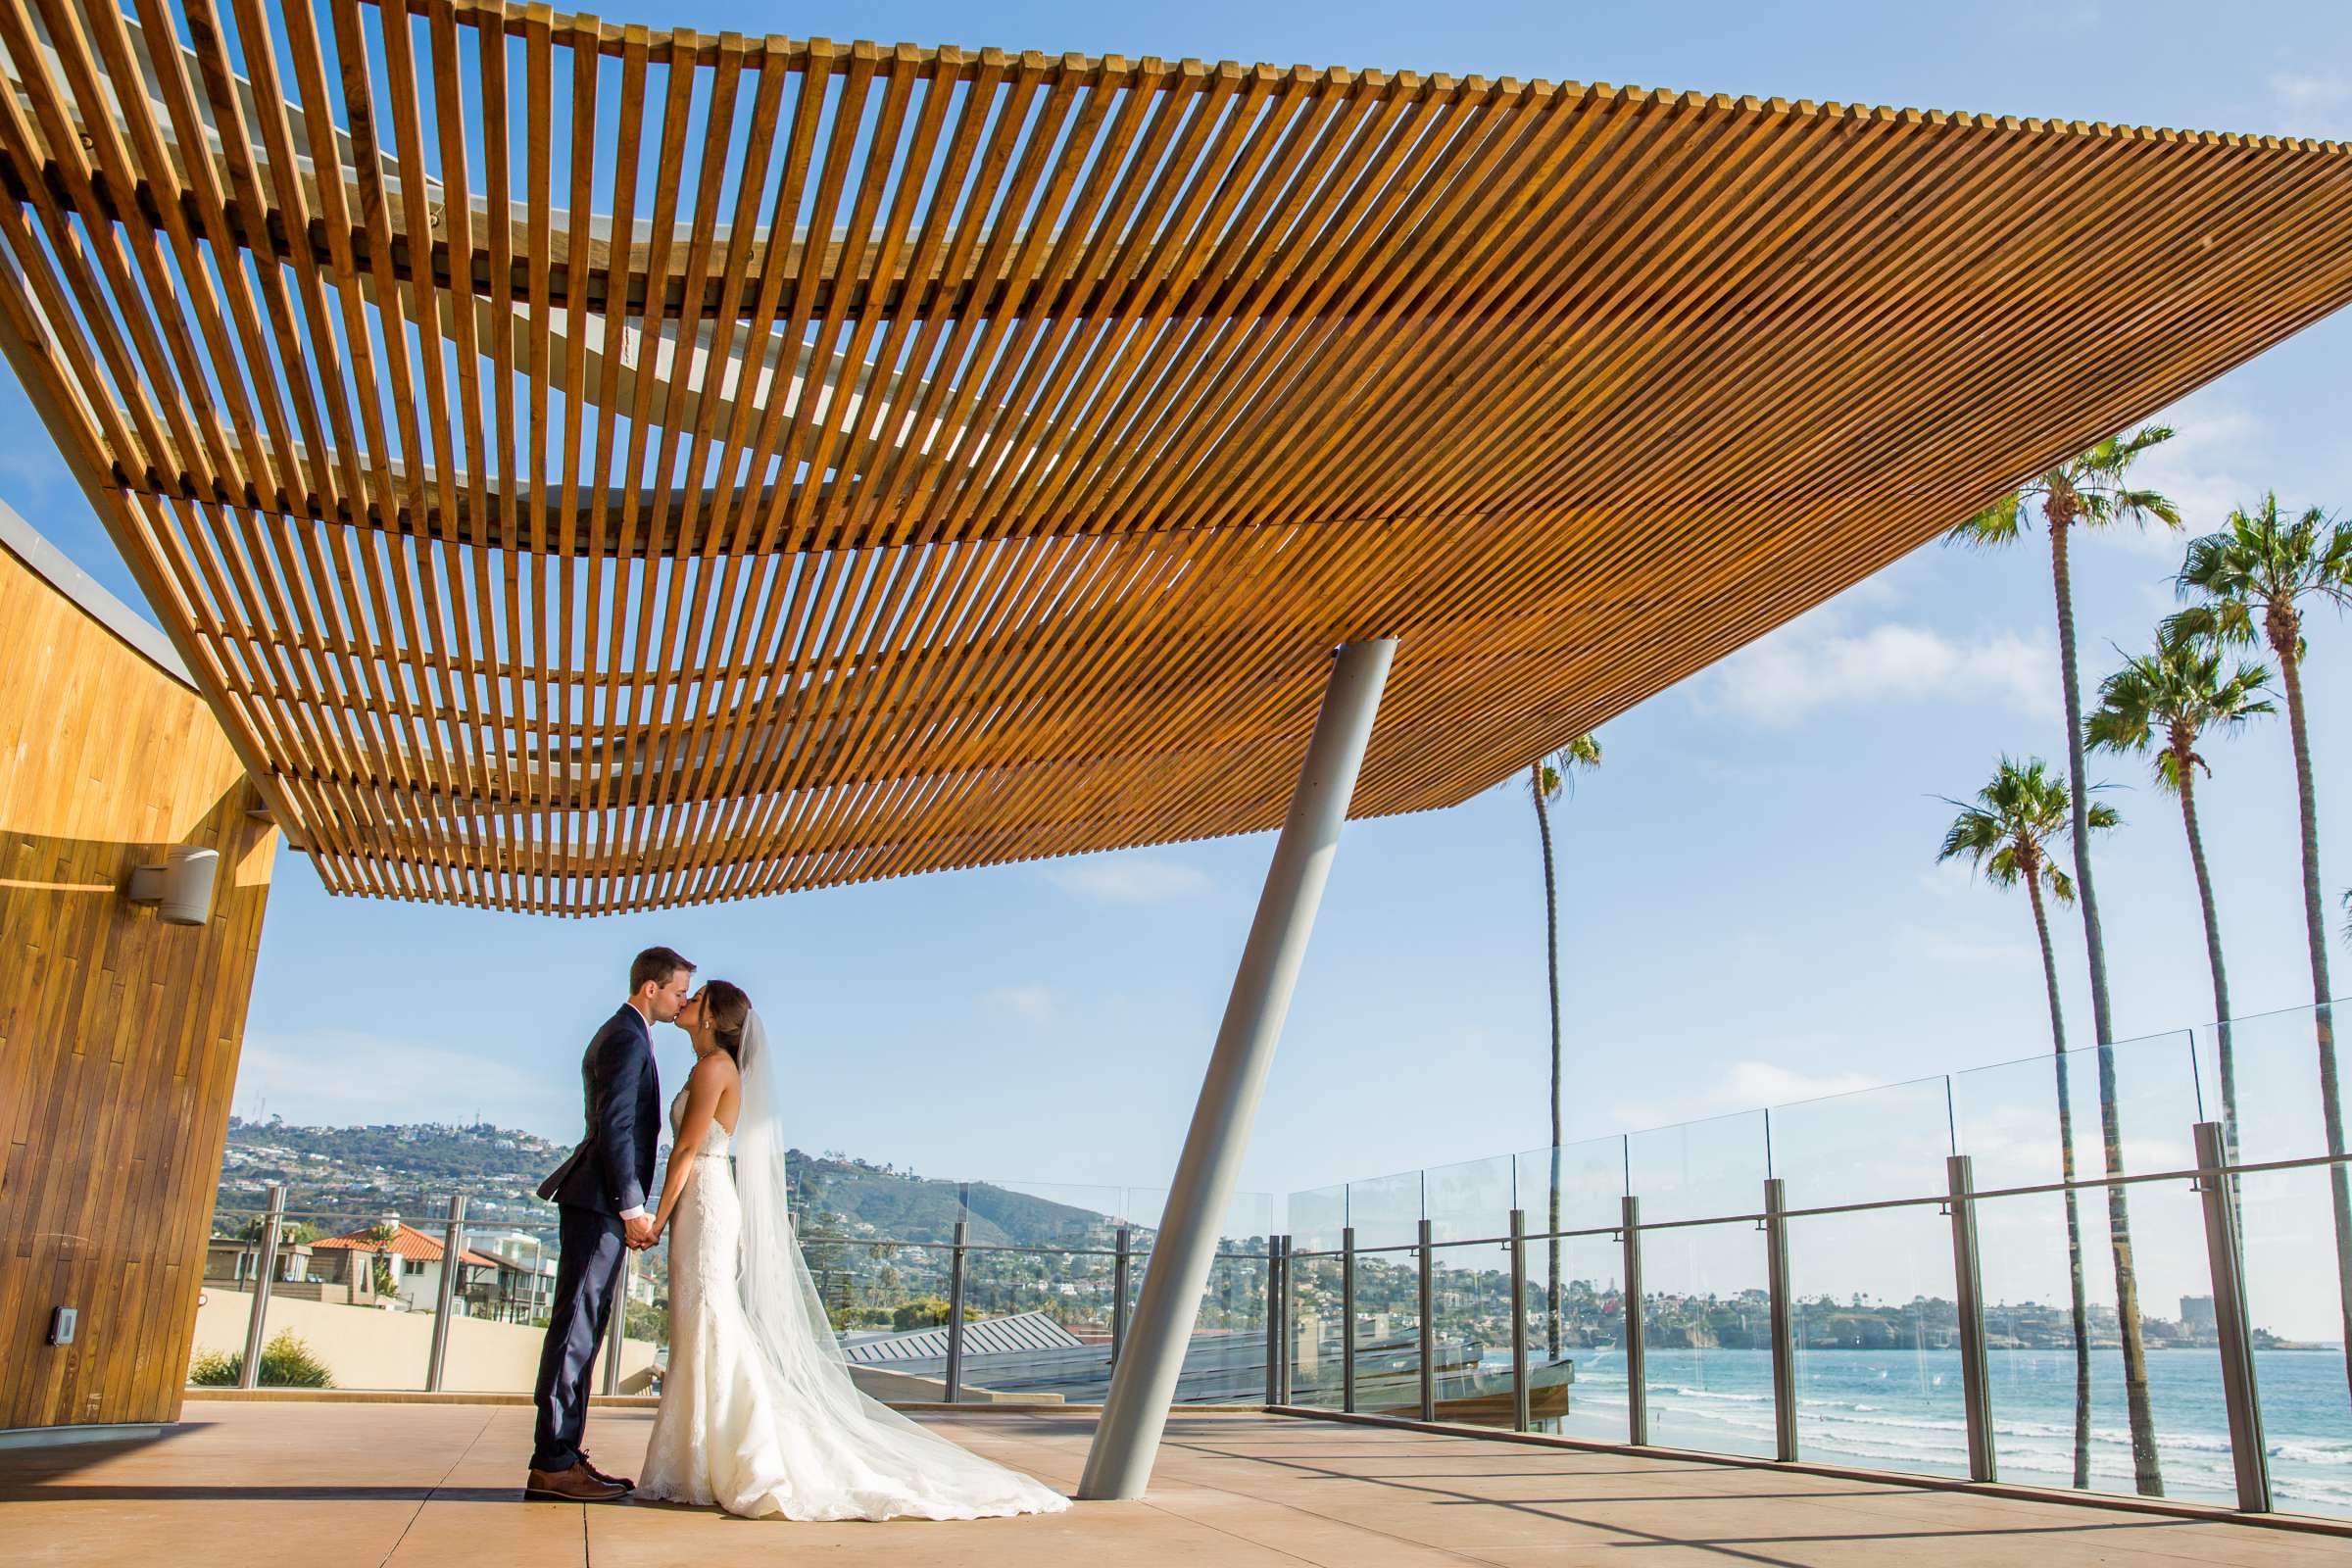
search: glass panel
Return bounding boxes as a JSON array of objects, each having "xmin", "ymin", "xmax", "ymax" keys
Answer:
[
  {"xmin": 1789, "ymin": 1207, "xmax": 1966, "ymax": 1476},
  {"xmin": 1425, "ymin": 1153, "xmax": 1514, "ymax": 1244},
  {"xmin": 1344, "ymin": 1169, "xmax": 1422, "ymax": 1250},
  {"xmin": 952, "ymin": 1243, "xmax": 1114, "ymax": 1405},
  {"xmin": 1189, "ymin": 1251, "xmax": 1270, "ymax": 1403},
  {"xmin": 1637, "ymin": 1219, "xmax": 1775, "ymax": 1457},
  {"xmin": 1975, "ymin": 1183, "xmax": 2231, "ymax": 1499},
  {"xmin": 2232, "ymin": 1166, "xmax": 2352, "ymax": 1520},
  {"xmin": 1770, "ymin": 1077, "xmax": 1952, "ymax": 1209},
  {"xmin": 1289, "ymin": 1182, "xmax": 1348, "ymax": 1253},
  {"xmin": 1286, "ymin": 1250, "xmax": 1348, "ymax": 1409},
  {"xmin": 1628, "ymin": 1110, "xmax": 1767, "ymax": 1225},
  {"xmin": 1514, "ymin": 1135, "xmax": 1626, "ymax": 1238},
  {"xmin": 442, "ymin": 1218, "xmax": 599, "ymax": 1395},
  {"xmin": 1952, "ymin": 1032, "xmax": 2202, "ymax": 1195},
  {"xmin": 1348, "ymin": 1239, "xmax": 1423, "ymax": 1417},
  {"xmin": 2201, "ymin": 1003, "xmax": 2340, "ymax": 1165},
  {"xmin": 1542, "ymin": 1233, "xmax": 1631, "ymax": 1442},
  {"xmin": 1120, "ymin": 1188, "xmax": 1280, "ymax": 1249},
  {"xmin": 826, "ymin": 1240, "xmax": 959, "ymax": 1402},
  {"xmin": 1431, "ymin": 1239, "xmax": 1515, "ymax": 1428}
]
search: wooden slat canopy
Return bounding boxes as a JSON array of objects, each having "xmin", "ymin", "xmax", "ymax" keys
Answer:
[{"xmin": 5, "ymin": 0, "xmax": 2352, "ymax": 913}]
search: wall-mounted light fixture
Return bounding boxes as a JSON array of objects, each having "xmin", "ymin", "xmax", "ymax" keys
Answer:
[{"xmin": 126, "ymin": 844, "xmax": 219, "ymax": 926}]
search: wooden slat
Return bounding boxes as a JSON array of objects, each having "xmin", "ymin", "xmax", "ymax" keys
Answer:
[{"xmin": 5, "ymin": 3, "xmax": 2352, "ymax": 912}]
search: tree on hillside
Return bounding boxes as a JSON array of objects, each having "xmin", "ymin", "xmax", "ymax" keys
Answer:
[{"xmin": 1939, "ymin": 757, "xmax": 2118, "ymax": 1490}]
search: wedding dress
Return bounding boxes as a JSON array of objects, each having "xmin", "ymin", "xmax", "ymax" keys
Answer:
[{"xmin": 637, "ymin": 1009, "xmax": 1069, "ymax": 1521}]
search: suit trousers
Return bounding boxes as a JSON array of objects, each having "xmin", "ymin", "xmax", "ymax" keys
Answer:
[{"xmin": 530, "ymin": 1202, "xmax": 627, "ymax": 1472}]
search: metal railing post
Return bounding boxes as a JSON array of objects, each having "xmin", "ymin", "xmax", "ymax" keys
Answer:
[
  {"xmin": 1417, "ymin": 1218, "xmax": 1436, "ymax": 1422},
  {"xmin": 1278, "ymin": 1236, "xmax": 1295, "ymax": 1404},
  {"xmin": 945, "ymin": 1220, "xmax": 969, "ymax": 1403},
  {"xmin": 600, "ymin": 1247, "xmax": 631, "ymax": 1396},
  {"xmin": 1508, "ymin": 1208, "xmax": 1530, "ymax": 1433},
  {"xmin": 238, "ymin": 1183, "xmax": 286, "ymax": 1389},
  {"xmin": 1264, "ymin": 1237, "xmax": 1284, "ymax": 1407},
  {"xmin": 2194, "ymin": 1120, "xmax": 2271, "ymax": 1511},
  {"xmin": 1341, "ymin": 1225, "xmax": 1357, "ymax": 1413},
  {"xmin": 1621, "ymin": 1195, "xmax": 1647, "ymax": 1446},
  {"xmin": 1110, "ymin": 1224, "xmax": 1132, "ymax": 1367},
  {"xmin": 1764, "ymin": 1178, "xmax": 1796, "ymax": 1462},
  {"xmin": 426, "ymin": 1195, "xmax": 466, "ymax": 1392},
  {"xmin": 1946, "ymin": 1154, "xmax": 1996, "ymax": 1483}
]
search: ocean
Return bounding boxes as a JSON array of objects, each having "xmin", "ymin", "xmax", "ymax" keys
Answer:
[{"xmin": 1480, "ymin": 1345, "xmax": 2352, "ymax": 1517}]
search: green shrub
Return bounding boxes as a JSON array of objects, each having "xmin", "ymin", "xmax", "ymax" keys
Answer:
[{"xmin": 186, "ymin": 1330, "xmax": 334, "ymax": 1389}]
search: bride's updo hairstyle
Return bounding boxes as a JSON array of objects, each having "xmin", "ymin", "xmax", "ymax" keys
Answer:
[{"xmin": 701, "ymin": 980, "xmax": 752, "ymax": 1065}]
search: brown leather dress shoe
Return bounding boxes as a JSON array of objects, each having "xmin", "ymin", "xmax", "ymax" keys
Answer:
[
  {"xmin": 523, "ymin": 1462, "xmax": 630, "ymax": 1502},
  {"xmin": 577, "ymin": 1450, "xmax": 636, "ymax": 1491}
]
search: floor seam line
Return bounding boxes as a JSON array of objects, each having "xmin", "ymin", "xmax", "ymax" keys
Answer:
[{"xmin": 377, "ymin": 1405, "xmax": 498, "ymax": 1568}]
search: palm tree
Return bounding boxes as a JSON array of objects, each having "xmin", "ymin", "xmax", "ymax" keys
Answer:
[
  {"xmin": 1947, "ymin": 425, "xmax": 2178, "ymax": 1494},
  {"xmin": 1938, "ymin": 757, "xmax": 2119, "ymax": 1490},
  {"xmin": 2175, "ymin": 494, "xmax": 2352, "ymax": 1404},
  {"xmin": 2086, "ymin": 630, "xmax": 2274, "ymax": 1191},
  {"xmin": 1530, "ymin": 734, "xmax": 1602, "ymax": 1359}
]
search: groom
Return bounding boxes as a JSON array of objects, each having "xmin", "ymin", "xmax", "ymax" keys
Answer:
[{"xmin": 524, "ymin": 945, "xmax": 695, "ymax": 1501}]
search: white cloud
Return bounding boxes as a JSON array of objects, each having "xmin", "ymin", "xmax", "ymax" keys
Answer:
[
  {"xmin": 2107, "ymin": 392, "xmax": 2269, "ymax": 555},
  {"xmin": 1041, "ymin": 856, "xmax": 1211, "ymax": 905},
  {"xmin": 1608, "ymin": 1058, "xmax": 1881, "ymax": 1129},
  {"xmin": 983, "ymin": 984, "xmax": 1056, "ymax": 1022},
  {"xmin": 1712, "ymin": 1060, "xmax": 1881, "ymax": 1108},
  {"xmin": 235, "ymin": 1030, "xmax": 577, "ymax": 1139},
  {"xmin": 1690, "ymin": 601, "xmax": 2052, "ymax": 728},
  {"xmin": 2270, "ymin": 70, "xmax": 2352, "ymax": 141}
]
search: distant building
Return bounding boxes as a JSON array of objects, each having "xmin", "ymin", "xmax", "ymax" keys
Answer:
[
  {"xmin": 2180, "ymin": 1295, "xmax": 2217, "ymax": 1331},
  {"xmin": 313, "ymin": 1221, "xmax": 514, "ymax": 1315}
]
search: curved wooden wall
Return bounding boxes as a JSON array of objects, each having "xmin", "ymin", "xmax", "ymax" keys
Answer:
[{"xmin": 0, "ymin": 513, "xmax": 276, "ymax": 1433}]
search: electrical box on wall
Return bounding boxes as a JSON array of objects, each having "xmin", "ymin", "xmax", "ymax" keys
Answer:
[{"xmin": 49, "ymin": 1306, "xmax": 76, "ymax": 1346}]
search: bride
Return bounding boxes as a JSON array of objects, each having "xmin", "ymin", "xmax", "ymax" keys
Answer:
[{"xmin": 634, "ymin": 980, "xmax": 1070, "ymax": 1521}]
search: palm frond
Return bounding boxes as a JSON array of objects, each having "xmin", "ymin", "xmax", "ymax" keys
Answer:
[{"xmin": 1945, "ymin": 492, "xmax": 2027, "ymax": 548}]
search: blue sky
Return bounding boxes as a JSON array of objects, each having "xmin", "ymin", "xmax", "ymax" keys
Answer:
[{"xmin": 7, "ymin": 0, "xmax": 2351, "ymax": 1242}]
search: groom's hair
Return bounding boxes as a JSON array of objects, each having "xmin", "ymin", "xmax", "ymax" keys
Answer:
[{"xmin": 630, "ymin": 946, "xmax": 695, "ymax": 995}]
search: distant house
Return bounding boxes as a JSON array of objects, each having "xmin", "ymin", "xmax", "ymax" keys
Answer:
[{"xmin": 313, "ymin": 1221, "xmax": 511, "ymax": 1314}]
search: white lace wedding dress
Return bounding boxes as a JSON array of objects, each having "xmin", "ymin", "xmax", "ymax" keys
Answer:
[{"xmin": 638, "ymin": 1064, "xmax": 1069, "ymax": 1522}]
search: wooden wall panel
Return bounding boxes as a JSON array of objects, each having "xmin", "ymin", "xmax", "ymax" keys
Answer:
[{"xmin": 0, "ymin": 528, "xmax": 276, "ymax": 1432}]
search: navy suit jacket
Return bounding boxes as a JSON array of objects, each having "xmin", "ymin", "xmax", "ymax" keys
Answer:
[{"xmin": 538, "ymin": 1004, "xmax": 662, "ymax": 1215}]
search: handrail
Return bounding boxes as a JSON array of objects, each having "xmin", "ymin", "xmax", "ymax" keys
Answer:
[{"xmin": 1283, "ymin": 1145, "xmax": 2352, "ymax": 1256}]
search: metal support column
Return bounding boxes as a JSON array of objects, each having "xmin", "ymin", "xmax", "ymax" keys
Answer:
[
  {"xmin": 1763, "ymin": 1178, "xmax": 1796, "ymax": 1462},
  {"xmin": 1079, "ymin": 638, "xmax": 1396, "ymax": 1501},
  {"xmin": 1508, "ymin": 1208, "xmax": 1530, "ymax": 1433},
  {"xmin": 1417, "ymin": 1218, "xmax": 1436, "ymax": 1422},
  {"xmin": 2194, "ymin": 1120, "xmax": 2271, "ymax": 1511},
  {"xmin": 1111, "ymin": 1225, "xmax": 1132, "ymax": 1367},
  {"xmin": 1263, "ymin": 1237, "xmax": 1285, "ymax": 1407},
  {"xmin": 426, "ymin": 1195, "xmax": 466, "ymax": 1392},
  {"xmin": 945, "ymin": 1220, "xmax": 969, "ymax": 1404},
  {"xmin": 600, "ymin": 1248, "xmax": 631, "ymax": 1396},
  {"xmin": 1342, "ymin": 1225, "xmax": 1358, "ymax": 1413},
  {"xmin": 1946, "ymin": 1154, "xmax": 1997, "ymax": 1483},
  {"xmin": 238, "ymin": 1184, "xmax": 286, "ymax": 1389},
  {"xmin": 1621, "ymin": 1195, "xmax": 1647, "ymax": 1446}
]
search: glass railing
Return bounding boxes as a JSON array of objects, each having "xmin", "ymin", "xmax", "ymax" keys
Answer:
[
  {"xmin": 1277, "ymin": 1000, "xmax": 2352, "ymax": 1523},
  {"xmin": 190, "ymin": 1171, "xmax": 1275, "ymax": 1410}
]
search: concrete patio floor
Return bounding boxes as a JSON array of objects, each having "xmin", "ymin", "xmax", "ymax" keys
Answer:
[{"xmin": 2, "ymin": 1401, "xmax": 2346, "ymax": 1567}]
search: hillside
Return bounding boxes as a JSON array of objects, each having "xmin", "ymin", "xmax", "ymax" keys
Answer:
[{"xmin": 218, "ymin": 1117, "xmax": 1135, "ymax": 1249}]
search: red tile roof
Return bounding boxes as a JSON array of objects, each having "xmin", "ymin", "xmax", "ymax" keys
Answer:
[{"xmin": 314, "ymin": 1221, "xmax": 506, "ymax": 1270}]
